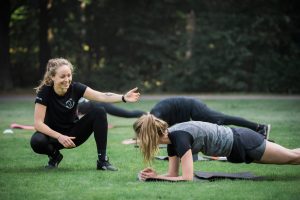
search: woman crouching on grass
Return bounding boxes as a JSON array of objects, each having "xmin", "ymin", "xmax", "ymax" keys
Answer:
[
  {"xmin": 30, "ymin": 58, "xmax": 140, "ymax": 171},
  {"xmin": 133, "ymin": 114, "xmax": 300, "ymax": 181}
]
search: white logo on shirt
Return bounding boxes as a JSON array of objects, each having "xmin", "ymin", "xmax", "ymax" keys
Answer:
[
  {"xmin": 65, "ymin": 98, "xmax": 75, "ymax": 109},
  {"xmin": 36, "ymin": 97, "xmax": 43, "ymax": 101}
]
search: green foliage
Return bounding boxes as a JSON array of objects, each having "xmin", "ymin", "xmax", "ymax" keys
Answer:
[
  {"xmin": 9, "ymin": 5, "xmax": 40, "ymax": 87},
  {"xmin": 8, "ymin": 0, "xmax": 300, "ymax": 93}
]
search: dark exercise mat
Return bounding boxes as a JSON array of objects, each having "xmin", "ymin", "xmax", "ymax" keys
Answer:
[
  {"xmin": 138, "ymin": 171, "xmax": 264, "ymax": 182},
  {"xmin": 194, "ymin": 171, "xmax": 265, "ymax": 181}
]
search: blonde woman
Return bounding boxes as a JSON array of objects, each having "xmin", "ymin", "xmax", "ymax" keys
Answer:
[
  {"xmin": 30, "ymin": 58, "xmax": 140, "ymax": 171},
  {"xmin": 133, "ymin": 114, "xmax": 300, "ymax": 181}
]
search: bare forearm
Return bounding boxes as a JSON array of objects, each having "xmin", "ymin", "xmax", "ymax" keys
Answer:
[
  {"xmin": 34, "ymin": 122, "xmax": 61, "ymax": 139},
  {"xmin": 155, "ymin": 174, "xmax": 191, "ymax": 181},
  {"xmin": 154, "ymin": 171, "xmax": 190, "ymax": 181},
  {"xmin": 84, "ymin": 90, "xmax": 124, "ymax": 103},
  {"xmin": 140, "ymin": 168, "xmax": 191, "ymax": 181},
  {"xmin": 83, "ymin": 87, "xmax": 140, "ymax": 103},
  {"xmin": 93, "ymin": 92, "xmax": 123, "ymax": 103}
]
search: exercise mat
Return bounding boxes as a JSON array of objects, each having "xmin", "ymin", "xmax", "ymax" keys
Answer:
[{"xmin": 194, "ymin": 171, "xmax": 265, "ymax": 181}]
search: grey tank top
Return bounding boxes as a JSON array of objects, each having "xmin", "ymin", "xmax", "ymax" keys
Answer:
[{"xmin": 168, "ymin": 121, "xmax": 234, "ymax": 156}]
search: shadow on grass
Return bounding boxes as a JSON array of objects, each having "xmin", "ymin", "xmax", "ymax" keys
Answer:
[
  {"xmin": 264, "ymin": 174, "xmax": 300, "ymax": 182},
  {"xmin": 0, "ymin": 166, "xmax": 99, "ymax": 174},
  {"xmin": 1, "ymin": 166, "xmax": 300, "ymax": 183}
]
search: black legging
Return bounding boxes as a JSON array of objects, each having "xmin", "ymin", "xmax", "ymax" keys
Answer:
[
  {"xmin": 78, "ymin": 101, "xmax": 145, "ymax": 118},
  {"xmin": 190, "ymin": 99, "xmax": 258, "ymax": 130},
  {"xmin": 30, "ymin": 107, "xmax": 108, "ymax": 157}
]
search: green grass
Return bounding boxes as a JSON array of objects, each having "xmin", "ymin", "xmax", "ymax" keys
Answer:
[{"xmin": 0, "ymin": 97, "xmax": 300, "ymax": 200}]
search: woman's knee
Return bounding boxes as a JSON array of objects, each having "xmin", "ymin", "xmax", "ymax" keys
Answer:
[
  {"xmin": 30, "ymin": 132, "xmax": 49, "ymax": 153},
  {"xmin": 91, "ymin": 107, "xmax": 107, "ymax": 120},
  {"xmin": 286, "ymin": 150, "xmax": 300, "ymax": 164}
]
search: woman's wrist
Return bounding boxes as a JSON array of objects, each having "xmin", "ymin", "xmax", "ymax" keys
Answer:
[
  {"xmin": 57, "ymin": 135, "xmax": 62, "ymax": 140},
  {"xmin": 122, "ymin": 95, "xmax": 127, "ymax": 103}
]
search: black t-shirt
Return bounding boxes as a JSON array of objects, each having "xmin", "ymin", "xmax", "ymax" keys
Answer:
[
  {"xmin": 150, "ymin": 97, "xmax": 195, "ymax": 126},
  {"xmin": 167, "ymin": 131, "xmax": 194, "ymax": 158},
  {"xmin": 35, "ymin": 82, "xmax": 87, "ymax": 132}
]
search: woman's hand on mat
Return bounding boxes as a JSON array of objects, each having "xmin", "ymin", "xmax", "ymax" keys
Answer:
[
  {"xmin": 57, "ymin": 134, "xmax": 76, "ymax": 148},
  {"xmin": 124, "ymin": 87, "xmax": 140, "ymax": 103},
  {"xmin": 140, "ymin": 167, "xmax": 157, "ymax": 180}
]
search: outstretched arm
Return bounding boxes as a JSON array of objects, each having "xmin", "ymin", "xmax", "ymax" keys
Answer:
[
  {"xmin": 83, "ymin": 87, "xmax": 140, "ymax": 103},
  {"xmin": 140, "ymin": 150, "xmax": 194, "ymax": 181}
]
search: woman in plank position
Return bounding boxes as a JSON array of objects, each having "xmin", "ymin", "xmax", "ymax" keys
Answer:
[
  {"xmin": 149, "ymin": 97, "xmax": 271, "ymax": 139},
  {"xmin": 134, "ymin": 114, "xmax": 300, "ymax": 181}
]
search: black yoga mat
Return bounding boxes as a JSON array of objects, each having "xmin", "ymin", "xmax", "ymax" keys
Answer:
[{"xmin": 194, "ymin": 171, "xmax": 265, "ymax": 181}]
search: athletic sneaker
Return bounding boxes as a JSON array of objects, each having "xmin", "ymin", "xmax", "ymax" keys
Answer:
[
  {"xmin": 258, "ymin": 124, "xmax": 271, "ymax": 139},
  {"xmin": 264, "ymin": 124, "xmax": 271, "ymax": 140},
  {"xmin": 97, "ymin": 156, "xmax": 118, "ymax": 171},
  {"xmin": 45, "ymin": 152, "xmax": 63, "ymax": 169}
]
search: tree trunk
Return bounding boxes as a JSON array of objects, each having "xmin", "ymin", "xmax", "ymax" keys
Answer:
[
  {"xmin": 39, "ymin": 0, "xmax": 51, "ymax": 77},
  {"xmin": 185, "ymin": 10, "xmax": 196, "ymax": 60},
  {"xmin": 0, "ymin": 0, "xmax": 13, "ymax": 91}
]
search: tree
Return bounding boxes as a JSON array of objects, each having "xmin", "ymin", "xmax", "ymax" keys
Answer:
[
  {"xmin": 0, "ymin": 0, "xmax": 13, "ymax": 91},
  {"xmin": 38, "ymin": 0, "xmax": 51, "ymax": 77}
]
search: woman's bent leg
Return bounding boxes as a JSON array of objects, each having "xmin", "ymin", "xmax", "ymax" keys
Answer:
[
  {"xmin": 190, "ymin": 99, "xmax": 265, "ymax": 132},
  {"xmin": 70, "ymin": 107, "xmax": 117, "ymax": 170},
  {"xmin": 30, "ymin": 132, "xmax": 62, "ymax": 156},
  {"xmin": 93, "ymin": 102, "xmax": 146, "ymax": 118},
  {"xmin": 257, "ymin": 141, "xmax": 300, "ymax": 164},
  {"xmin": 30, "ymin": 132, "xmax": 64, "ymax": 168},
  {"xmin": 70, "ymin": 107, "xmax": 108, "ymax": 154}
]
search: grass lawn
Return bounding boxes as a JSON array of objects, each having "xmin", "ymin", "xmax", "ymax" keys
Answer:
[{"xmin": 0, "ymin": 97, "xmax": 300, "ymax": 200}]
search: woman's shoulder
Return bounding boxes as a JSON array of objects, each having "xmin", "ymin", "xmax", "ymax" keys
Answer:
[
  {"xmin": 72, "ymin": 82, "xmax": 87, "ymax": 88},
  {"xmin": 169, "ymin": 121, "xmax": 208, "ymax": 134},
  {"xmin": 35, "ymin": 85, "xmax": 52, "ymax": 104},
  {"xmin": 37, "ymin": 85, "xmax": 52, "ymax": 94}
]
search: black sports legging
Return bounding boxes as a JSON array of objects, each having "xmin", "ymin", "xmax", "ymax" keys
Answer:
[
  {"xmin": 30, "ymin": 107, "xmax": 108, "ymax": 157},
  {"xmin": 78, "ymin": 101, "xmax": 145, "ymax": 118},
  {"xmin": 190, "ymin": 99, "xmax": 258, "ymax": 131}
]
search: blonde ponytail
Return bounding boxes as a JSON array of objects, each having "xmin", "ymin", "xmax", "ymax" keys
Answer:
[{"xmin": 133, "ymin": 113, "xmax": 168, "ymax": 164}]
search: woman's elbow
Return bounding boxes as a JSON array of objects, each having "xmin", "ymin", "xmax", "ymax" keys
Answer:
[
  {"xmin": 34, "ymin": 121, "xmax": 42, "ymax": 131},
  {"xmin": 33, "ymin": 124, "xmax": 39, "ymax": 131}
]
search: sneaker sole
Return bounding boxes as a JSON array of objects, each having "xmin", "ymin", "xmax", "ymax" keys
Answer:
[
  {"xmin": 266, "ymin": 124, "xmax": 271, "ymax": 140},
  {"xmin": 45, "ymin": 154, "xmax": 63, "ymax": 169},
  {"xmin": 97, "ymin": 166, "xmax": 118, "ymax": 171}
]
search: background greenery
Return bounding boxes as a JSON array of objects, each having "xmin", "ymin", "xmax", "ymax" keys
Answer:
[
  {"xmin": 0, "ymin": 97, "xmax": 300, "ymax": 200},
  {"xmin": 1, "ymin": 0, "xmax": 300, "ymax": 93}
]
